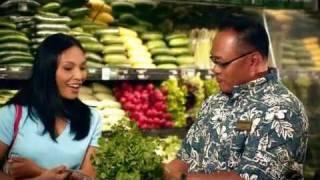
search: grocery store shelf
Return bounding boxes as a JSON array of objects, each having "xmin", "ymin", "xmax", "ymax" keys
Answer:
[
  {"xmin": 158, "ymin": 0, "xmax": 307, "ymax": 9},
  {"xmin": 0, "ymin": 66, "xmax": 214, "ymax": 81}
]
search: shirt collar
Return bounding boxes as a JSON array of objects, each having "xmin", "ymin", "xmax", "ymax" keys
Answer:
[{"xmin": 229, "ymin": 67, "xmax": 278, "ymax": 98}]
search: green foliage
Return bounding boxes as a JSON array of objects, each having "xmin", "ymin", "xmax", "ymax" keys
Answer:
[{"xmin": 93, "ymin": 119, "xmax": 163, "ymax": 180}]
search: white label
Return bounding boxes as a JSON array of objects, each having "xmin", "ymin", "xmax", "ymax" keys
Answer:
[{"xmin": 102, "ymin": 68, "xmax": 111, "ymax": 80}]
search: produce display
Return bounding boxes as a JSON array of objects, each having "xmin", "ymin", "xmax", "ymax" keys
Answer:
[
  {"xmin": 79, "ymin": 82, "xmax": 126, "ymax": 131},
  {"xmin": 114, "ymin": 82, "xmax": 174, "ymax": 129},
  {"xmin": 0, "ymin": 17, "xmax": 33, "ymax": 66}
]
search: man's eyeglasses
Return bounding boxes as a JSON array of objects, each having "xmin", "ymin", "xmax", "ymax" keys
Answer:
[{"xmin": 210, "ymin": 50, "xmax": 256, "ymax": 68}]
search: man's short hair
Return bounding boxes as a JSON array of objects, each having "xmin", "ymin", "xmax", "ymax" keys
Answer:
[{"xmin": 217, "ymin": 15, "xmax": 269, "ymax": 58}]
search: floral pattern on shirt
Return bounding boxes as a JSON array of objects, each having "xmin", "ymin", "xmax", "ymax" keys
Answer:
[{"xmin": 177, "ymin": 69, "xmax": 309, "ymax": 180}]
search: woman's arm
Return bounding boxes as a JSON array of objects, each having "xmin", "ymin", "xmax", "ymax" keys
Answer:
[{"xmin": 0, "ymin": 141, "xmax": 14, "ymax": 180}]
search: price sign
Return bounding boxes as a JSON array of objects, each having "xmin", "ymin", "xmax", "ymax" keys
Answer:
[
  {"xmin": 102, "ymin": 68, "xmax": 111, "ymax": 80},
  {"xmin": 181, "ymin": 69, "xmax": 195, "ymax": 78}
]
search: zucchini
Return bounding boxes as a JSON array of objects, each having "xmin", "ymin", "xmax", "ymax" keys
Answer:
[
  {"xmin": 68, "ymin": 7, "xmax": 89, "ymax": 18},
  {"xmin": 82, "ymin": 43, "xmax": 104, "ymax": 53},
  {"xmin": 133, "ymin": 0, "xmax": 157, "ymax": 11},
  {"xmin": 36, "ymin": 24, "xmax": 70, "ymax": 32},
  {"xmin": 31, "ymin": 38, "xmax": 45, "ymax": 44},
  {"xmin": 141, "ymin": 32, "xmax": 163, "ymax": 41},
  {"xmin": 75, "ymin": 35, "xmax": 99, "ymax": 44},
  {"xmin": 0, "ymin": 51, "xmax": 32, "ymax": 58},
  {"xmin": 102, "ymin": 45, "xmax": 126, "ymax": 54},
  {"xmin": 100, "ymin": 35, "xmax": 123, "ymax": 45},
  {"xmin": 0, "ymin": 35, "xmax": 30, "ymax": 44},
  {"xmin": 35, "ymin": 15, "xmax": 71, "ymax": 23},
  {"xmin": 0, "ymin": 22, "xmax": 16, "ymax": 29},
  {"xmin": 0, "ymin": 43, "xmax": 29, "ymax": 51},
  {"xmin": 41, "ymin": 2, "xmax": 61, "ymax": 12},
  {"xmin": 86, "ymin": 52, "xmax": 103, "ymax": 63},
  {"xmin": 119, "ymin": 13, "xmax": 139, "ymax": 25},
  {"xmin": 169, "ymin": 38, "xmax": 189, "ymax": 47},
  {"xmin": 0, "ymin": 30, "xmax": 24, "ymax": 36}
]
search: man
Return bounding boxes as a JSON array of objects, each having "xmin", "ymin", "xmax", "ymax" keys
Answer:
[{"xmin": 164, "ymin": 15, "xmax": 309, "ymax": 180}]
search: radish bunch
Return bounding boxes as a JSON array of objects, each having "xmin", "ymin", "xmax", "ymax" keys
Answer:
[{"xmin": 114, "ymin": 82, "xmax": 173, "ymax": 129}]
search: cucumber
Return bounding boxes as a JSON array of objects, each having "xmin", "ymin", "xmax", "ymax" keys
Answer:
[
  {"xmin": 176, "ymin": 56, "xmax": 194, "ymax": 65},
  {"xmin": 146, "ymin": 40, "xmax": 166, "ymax": 50},
  {"xmin": 0, "ymin": 43, "xmax": 29, "ymax": 51},
  {"xmin": 69, "ymin": 31, "xmax": 92, "ymax": 37},
  {"xmin": 0, "ymin": 55, "xmax": 33, "ymax": 64},
  {"xmin": 170, "ymin": 47, "xmax": 191, "ymax": 56},
  {"xmin": 169, "ymin": 38, "xmax": 189, "ymax": 47},
  {"xmin": 36, "ymin": 31, "xmax": 66, "ymax": 37},
  {"xmin": 0, "ymin": 30, "xmax": 24, "ymax": 36},
  {"xmin": 154, "ymin": 55, "xmax": 177, "ymax": 64},
  {"xmin": 75, "ymin": 35, "xmax": 99, "ymax": 44},
  {"xmin": 150, "ymin": 48, "xmax": 172, "ymax": 56},
  {"xmin": 87, "ymin": 60, "xmax": 104, "ymax": 68},
  {"xmin": 0, "ymin": 51, "xmax": 32, "ymax": 58},
  {"xmin": 102, "ymin": 45, "xmax": 126, "ymax": 54},
  {"xmin": 31, "ymin": 37, "xmax": 45, "ymax": 44},
  {"xmin": 37, "ymin": 11, "xmax": 60, "ymax": 18},
  {"xmin": 67, "ymin": 19, "xmax": 83, "ymax": 28},
  {"xmin": 0, "ymin": 0, "xmax": 40, "ymax": 8},
  {"xmin": 81, "ymin": 24, "xmax": 105, "ymax": 33},
  {"xmin": 35, "ymin": 15, "xmax": 71, "ymax": 23},
  {"xmin": 100, "ymin": 35, "xmax": 123, "ymax": 45},
  {"xmin": 68, "ymin": 7, "xmax": 89, "ymax": 18},
  {"xmin": 95, "ymin": 28, "xmax": 120, "ymax": 37},
  {"xmin": 111, "ymin": 1, "xmax": 135, "ymax": 13},
  {"xmin": 119, "ymin": 13, "xmax": 139, "ymax": 25},
  {"xmin": 0, "ymin": 22, "xmax": 16, "ymax": 29},
  {"xmin": 36, "ymin": 24, "xmax": 70, "ymax": 32},
  {"xmin": 104, "ymin": 54, "xmax": 128, "ymax": 64},
  {"xmin": 0, "ymin": 35, "xmax": 30, "ymax": 44},
  {"xmin": 166, "ymin": 33, "xmax": 188, "ymax": 41},
  {"xmin": 41, "ymin": 2, "xmax": 61, "ymax": 12},
  {"xmin": 86, "ymin": 53, "xmax": 103, "ymax": 63},
  {"xmin": 82, "ymin": 43, "xmax": 104, "ymax": 53},
  {"xmin": 141, "ymin": 32, "xmax": 163, "ymax": 41}
]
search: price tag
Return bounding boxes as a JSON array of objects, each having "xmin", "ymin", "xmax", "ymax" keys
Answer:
[
  {"xmin": 181, "ymin": 69, "xmax": 195, "ymax": 78},
  {"xmin": 102, "ymin": 68, "xmax": 111, "ymax": 80}
]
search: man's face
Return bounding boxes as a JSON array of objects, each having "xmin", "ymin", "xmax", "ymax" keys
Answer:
[{"xmin": 211, "ymin": 29, "xmax": 255, "ymax": 94}]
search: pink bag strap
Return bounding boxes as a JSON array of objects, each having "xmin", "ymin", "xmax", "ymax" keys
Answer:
[{"xmin": 12, "ymin": 105, "xmax": 22, "ymax": 145}]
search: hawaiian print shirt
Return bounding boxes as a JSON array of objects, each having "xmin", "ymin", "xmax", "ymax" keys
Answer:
[{"xmin": 177, "ymin": 69, "xmax": 309, "ymax": 180}]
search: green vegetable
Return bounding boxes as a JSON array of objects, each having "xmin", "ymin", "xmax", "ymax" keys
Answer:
[
  {"xmin": 161, "ymin": 78, "xmax": 187, "ymax": 127},
  {"xmin": 93, "ymin": 119, "xmax": 163, "ymax": 180}
]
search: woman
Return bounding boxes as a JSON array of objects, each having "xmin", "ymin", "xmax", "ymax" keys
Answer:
[{"xmin": 0, "ymin": 33, "xmax": 102, "ymax": 179}]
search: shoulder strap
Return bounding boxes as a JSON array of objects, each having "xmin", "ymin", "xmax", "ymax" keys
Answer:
[{"xmin": 12, "ymin": 105, "xmax": 22, "ymax": 145}]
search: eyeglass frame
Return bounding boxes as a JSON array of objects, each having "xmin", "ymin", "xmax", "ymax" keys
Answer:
[{"xmin": 210, "ymin": 50, "xmax": 257, "ymax": 68}]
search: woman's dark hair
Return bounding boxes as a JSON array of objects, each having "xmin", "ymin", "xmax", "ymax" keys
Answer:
[
  {"xmin": 7, "ymin": 33, "xmax": 91, "ymax": 141},
  {"xmin": 218, "ymin": 14, "xmax": 269, "ymax": 58}
]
